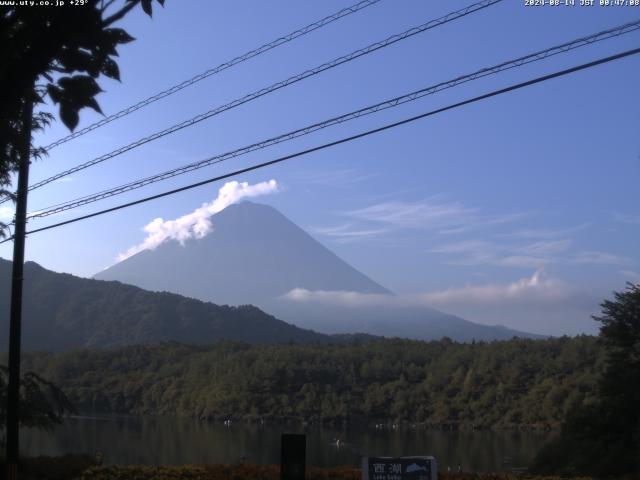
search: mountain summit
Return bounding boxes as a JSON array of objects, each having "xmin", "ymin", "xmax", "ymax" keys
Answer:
[
  {"xmin": 95, "ymin": 201, "xmax": 540, "ymax": 341},
  {"xmin": 96, "ymin": 201, "xmax": 390, "ymax": 305}
]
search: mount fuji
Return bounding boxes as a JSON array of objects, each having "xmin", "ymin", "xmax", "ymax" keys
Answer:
[{"xmin": 95, "ymin": 201, "xmax": 540, "ymax": 341}]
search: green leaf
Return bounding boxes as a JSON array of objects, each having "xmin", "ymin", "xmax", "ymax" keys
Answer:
[
  {"xmin": 58, "ymin": 49, "xmax": 99, "ymax": 76},
  {"xmin": 104, "ymin": 27, "xmax": 135, "ymax": 45},
  {"xmin": 95, "ymin": 34, "xmax": 119, "ymax": 57},
  {"xmin": 59, "ymin": 104, "xmax": 79, "ymax": 131},
  {"xmin": 55, "ymin": 76, "xmax": 105, "ymax": 128},
  {"xmin": 58, "ymin": 75, "xmax": 103, "ymax": 99},
  {"xmin": 46, "ymin": 84, "xmax": 63, "ymax": 104},
  {"xmin": 86, "ymin": 97, "xmax": 104, "ymax": 115},
  {"xmin": 141, "ymin": 0, "xmax": 153, "ymax": 16},
  {"xmin": 100, "ymin": 57, "xmax": 120, "ymax": 81}
]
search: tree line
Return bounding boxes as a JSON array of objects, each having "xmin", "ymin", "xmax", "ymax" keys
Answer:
[{"xmin": 16, "ymin": 335, "xmax": 601, "ymax": 429}]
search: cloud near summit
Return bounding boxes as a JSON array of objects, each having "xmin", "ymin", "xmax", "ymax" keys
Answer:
[{"xmin": 117, "ymin": 180, "xmax": 279, "ymax": 261}]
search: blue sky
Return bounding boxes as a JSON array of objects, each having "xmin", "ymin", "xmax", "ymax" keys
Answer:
[{"xmin": 1, "ymin": 0, "xmax": 639, "ymax": 335}]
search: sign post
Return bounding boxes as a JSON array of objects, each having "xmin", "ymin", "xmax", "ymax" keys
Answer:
[
  {"xmin": 281, "ymin": 433, "xmax": 306, "ymax": 480},
  {"xmin": 362, "ymin": 456, "xmax": 437, "ymax": 480}
]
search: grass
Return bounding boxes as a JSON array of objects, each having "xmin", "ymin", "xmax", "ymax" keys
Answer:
[{"xmin": 74, "ymin": 465, "xmax": 595, "ymax": 480}]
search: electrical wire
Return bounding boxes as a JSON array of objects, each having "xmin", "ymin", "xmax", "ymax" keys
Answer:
[
  {"xmin": 27, "ymin": 19, "xmax": 640, "ymax": 219},
  {"xmin": 42, "ymin": 0, "xmax": 385, "ymax": 151},
  {"xmin": 1, "ymin": 45, "xmax": 635, "ymax": 244},
  {"xmin": 22, "ymin": 0, "xmax": 503, "ymax": 195}
]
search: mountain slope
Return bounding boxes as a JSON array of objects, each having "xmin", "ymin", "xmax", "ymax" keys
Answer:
[
  {"xmin": 264, "ymin": 300, "xmax": 540, "ymax": 341},
  {"xmin": 95, "ymin": 201, "xmax": 390, "ymax": 305},
  {"xmin": 0, "ymin": 259, "xmax": 330, "ymax": 351},
  {"xmin": 95, "ymin": 201, "xmax": 541, "ymax": 341}
]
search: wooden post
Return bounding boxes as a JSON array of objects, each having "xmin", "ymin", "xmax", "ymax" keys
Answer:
[
  {"xmin": 281, "ymin": 433, "xmax": 306, "ymax": 480},
  {"xmin": 5, "ymin": 99, "xmax": 33, "ymax": 480}
]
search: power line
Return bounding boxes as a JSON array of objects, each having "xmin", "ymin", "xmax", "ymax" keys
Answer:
[
  {"xmin": 42, "ymin": 0, "xmax": 384, "ymax": 152},
  {"xmin": 27, "ymin": 19, "xmax": 640, "ymax": 219},
  {"xmin": 22, "ymin": 0, "xmax": 503, "ymax": 194},
  {"xmin": 1, "ymin": 45, "xmax": 635, "ymax": 244}
]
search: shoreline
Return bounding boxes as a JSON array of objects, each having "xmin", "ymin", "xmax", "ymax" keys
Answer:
[{"xmin": 66, "ymin": 413, "xmax": 560, "ymax": 432}]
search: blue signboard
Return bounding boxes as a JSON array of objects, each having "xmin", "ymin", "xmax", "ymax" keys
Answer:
[{"xmin": 362, "ymin": 456, "xmax": 437, "ymax": 480}]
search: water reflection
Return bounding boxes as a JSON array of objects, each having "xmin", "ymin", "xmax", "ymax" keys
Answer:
[{"xmin": 21, "ymin": 416, "xmax": 554, "ymax": 471}]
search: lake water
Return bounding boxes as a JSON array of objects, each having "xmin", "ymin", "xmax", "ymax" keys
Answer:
[{"xmin": 21, "ymin": 416, "xmax": 554, "ymax": 472}]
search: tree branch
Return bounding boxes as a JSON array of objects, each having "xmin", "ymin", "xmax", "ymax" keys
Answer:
[
  {"xmin": 100, "ymin": 0, "xmax": 118, "ymax": 14},
  {"xmin": 102, "ymin": 0, "xmax": 138, "ymax": 27}
]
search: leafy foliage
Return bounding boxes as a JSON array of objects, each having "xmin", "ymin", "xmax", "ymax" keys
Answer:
[
  {"xmin": 0, "ymin": 366, "xmax": 76, "ymax": 430},
  {"xmin": 19, "ymin": 336, "xmax": 602, "ymax": 429},
  {"xmin": 0, "ymin": 0, "xmax": 164, "ymax": 235},
  {"xmin": 531, "ymin": 284, "xmax": 640, "ymax": 477},
  {"xmin": 1, "ymin": 0, "xmax": 164, "ymax": 129},
  {"xmin": 0, "ymin": 454, "xmax": 96, "ymax": 480},
  {"xmin": 0, "ymin": 260, "xmax": 329, "ymax": 350},
  {"xmin": 74, "ymin": 465, "xmax": 593, "ymax": 480}
]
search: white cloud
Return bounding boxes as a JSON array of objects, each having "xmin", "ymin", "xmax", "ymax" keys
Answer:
[
  {"xmin": 437, "ymin": 226, "xmax": 469, "ymax": 235},
  {"xmin": 282, "ymin": 272, "xmax": 600, "ymax": 335},
  {"xmin": 500, "ymin": 225, "xmax": 587, "ymax": 239},
  {"xmin": 315, "ymin": 198, "xmax": 525, "ymax": 242},
  {"xmin": 429, "ymin": 238, "xmax": 629, "ymax": 268},
  {"xmin": 420, "ymin": 270, "xmax": 571, "ymax": 307},
  {"xmin": 431, "ymin": 239, "xmax": 573, "ymax": 258},
  {"xmin": 282, "ymin": 271, "xmax": 569, "ymax": 308},
  {"xmin": 346, "ymin": 200, "xmax": 479, "ymax": 230},
  {"xmin": 310, "ymin": 223, "xmax": 389, "ymax": 242},
  {"xmin": 565, "ymin": 251, "xmax": 631, "ymax": 265},
  {"xmin": 310, "ymin": 197, "xmax": 527, "ymax": 245},
  {"xmin": 295, "ymin": 169, "xmax": 377, "ymax": 186},
  {"xmin": 518, "ymin": 239, "xmax": 572, "ymax": 256},
  {"xmin": 314, "ymin": 197, "xmax": 509, "ymax": 243},
  {"xmin": 429, "ymin": 240, "xmax": 491, "ymax": 254},
  {"xmin": 283, "ymin": 288, "xmax": 395, "ymax": 307},
  {"xmin": 613, "ymin": 212, "xmax": 640, "ymax": 225},
  {"xmin": 117, "ymin": 179, "xmax": 279, "ymax": 261},
  {"xmin": 493, "ymin": 255, "xmax": 551, "ymax": 268},
  {"xmin": 429, "ymin": 238, "xmax": 569, "ymax": 269}
]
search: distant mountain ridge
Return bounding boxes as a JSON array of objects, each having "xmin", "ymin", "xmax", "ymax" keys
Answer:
[
  {"xmin": 0, "ymin": 259, "xmax": 331, "ymax": 351},
  {"xmin": 95, "ymin": 201, "xmax": 542, "ymax": 341}
]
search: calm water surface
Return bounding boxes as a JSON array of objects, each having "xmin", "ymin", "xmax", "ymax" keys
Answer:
[{"xmin": 21, "ymin": 416, "xmax": 554, "ymax": 472}]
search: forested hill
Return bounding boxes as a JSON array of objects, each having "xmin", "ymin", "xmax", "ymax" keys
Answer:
[
  {"xmin": 20, "ymin": 336, "xmax": 602, "ymax": 429},
  {"xmin": 0, "ymin": 259, "xmax": 329, "ymax": 350}
]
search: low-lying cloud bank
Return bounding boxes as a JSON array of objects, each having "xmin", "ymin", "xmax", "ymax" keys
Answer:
[
  {"xmin": 118, "ymin": 180, "xmax": 278, "ymax": 261},
  {"xmin": 283, "ymin": 271, "xmax": 571, "ymax": 308},
  {"xmin": 282, "ymin": 271, "xmax": 599, "ymax": 335},
  {"xmin": 421, "ymin": 270, "xmax": 572, "ymax": 307}
]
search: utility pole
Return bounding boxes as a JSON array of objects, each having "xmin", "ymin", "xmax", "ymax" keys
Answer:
[{"xmin": 6, "ymin": 99, "xmax": 33, "ymax": 480}]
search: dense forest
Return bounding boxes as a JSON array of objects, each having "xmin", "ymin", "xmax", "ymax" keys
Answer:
[
  {"xmin": 0, "ymin": 259, "xmax": 538, "ymax": 350},
  {"xmin": 0, "ymin": 259, "xmax": 330, "ymax": 350},
  {"xmin": 19, "ymin": 336, "xmax": 602, "ymax": 429}
]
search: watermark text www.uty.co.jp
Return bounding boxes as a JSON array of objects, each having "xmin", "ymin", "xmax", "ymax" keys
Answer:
[{"xmin": 0, "ymin": 0, "xmax": 89, "ymax": 7}]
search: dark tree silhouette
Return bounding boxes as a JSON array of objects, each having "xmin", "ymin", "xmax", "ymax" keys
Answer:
[
  {"xmin": 532, "ymin": 283, "xmax": 640, "ymax": 477},
  {"xmin": 0, "ymin": 0, "xmax": 165, "ymax": 234},
  {"xmin": 0, "ymin": 0, "xmax": 165, "ymax": 458},
  {"xmin": 0, "ymin": 366, "xmax": 76, "ymax": 432}
]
